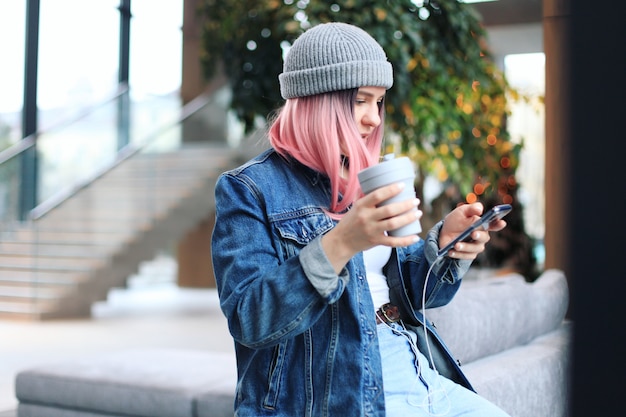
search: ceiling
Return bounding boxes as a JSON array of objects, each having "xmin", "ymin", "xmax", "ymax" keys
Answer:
[{"xmin": 469, "ymin": 0, "xmax": 543, "ymax": 27}]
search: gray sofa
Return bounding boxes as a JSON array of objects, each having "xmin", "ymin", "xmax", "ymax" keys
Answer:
[
  {"xmin": 428, "ymin": 268, "xmax": 571, "ymax": 417},
  {"xmin": 14, "ymin": 269, "xmax": 571, "ymax": 417}
]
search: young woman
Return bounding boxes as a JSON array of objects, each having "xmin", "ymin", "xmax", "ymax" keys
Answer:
[{"xmin": 211, "ymin": 22, "xmax": 510, "ymax": 417}]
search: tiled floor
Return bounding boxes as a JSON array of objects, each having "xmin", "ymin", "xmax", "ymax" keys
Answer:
[{"xmin": 0, "ymin": 281, "xmax": 233, "ymax": 415}]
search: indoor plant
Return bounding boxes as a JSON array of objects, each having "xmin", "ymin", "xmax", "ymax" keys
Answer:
[{"xmin": 198, "ymin": 0, "xmax": 522, "ymax": 209}]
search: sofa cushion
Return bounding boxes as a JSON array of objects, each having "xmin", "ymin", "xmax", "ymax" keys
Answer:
[
  {"xmin": 15, "ymin": 349, "xmax": 236, "ymax": 417},
  {"xmin": 463, "ymin": 322, "xmax": 572, "ymax": 417},
  {"xmin": 426, "ymin": 269, "xmax": 569, "ymax": 364},
  {"xmin": 17, "ymin": 403, "xmax": 124, "ymax": 417},
  {"xmin": 195, "ymin": 391, "xmax": 235, "ymax": 417}
]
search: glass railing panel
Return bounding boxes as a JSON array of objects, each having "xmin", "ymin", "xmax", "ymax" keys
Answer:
[
  {"xmin": 35, "ymin": 91, "xmax": 182, "ymax": 206},
  {"xmin": 36, "ymin": 100, "xmax": 119, "ymax": 204},
  {"xmin": 0, "ymin": 88, "xmax": 231, "ymax": 228},
  {"xmin": 141, "ymin": 87, "xmax": 238, "ymax": 155},
  {"xmin": 129, "ymin": 91, "xmax": 182, "ymax": 148},
  {"xmin": 0, "ymin": 153, "xmax": 21, "ymax": 227}
]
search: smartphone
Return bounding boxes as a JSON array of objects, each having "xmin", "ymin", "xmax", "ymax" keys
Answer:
[{"xmin": 437, "ymin": 204, "xmax": 512, "ymax": 257}]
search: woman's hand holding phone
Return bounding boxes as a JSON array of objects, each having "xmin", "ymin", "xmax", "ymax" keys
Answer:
[{"xmin": 438, "ymin": 203, "xmax": 511, "ymax": 259}]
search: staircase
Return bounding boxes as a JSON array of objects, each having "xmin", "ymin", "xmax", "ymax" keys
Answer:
[{"xmin": 0, "ymin": 143, "xmax": 247, "ymax": 320}]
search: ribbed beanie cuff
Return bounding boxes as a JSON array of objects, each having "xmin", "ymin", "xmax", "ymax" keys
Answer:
[{"xmin": 279, "ymin": 22, "xmax": 393, "ymax": 99}]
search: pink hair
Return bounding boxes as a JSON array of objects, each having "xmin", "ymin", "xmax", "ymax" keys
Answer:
[{"xmin": 269, "ymin": 89, "xmax": 386, "ymax": 218}]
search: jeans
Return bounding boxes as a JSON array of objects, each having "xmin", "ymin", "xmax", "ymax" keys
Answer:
[{"xmin": 377, "ymin": 322, "xmax": 511, "ymax": 417}]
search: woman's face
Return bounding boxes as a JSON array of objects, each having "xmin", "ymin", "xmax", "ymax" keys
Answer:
[{"xmin": 353, "ymin": 86, "xmax": 386, "ymax": 141}]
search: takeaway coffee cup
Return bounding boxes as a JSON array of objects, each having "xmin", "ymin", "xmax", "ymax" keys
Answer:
[{"xmin": 357, "ymin": 154, "xmax": 421, "ymax": 237}]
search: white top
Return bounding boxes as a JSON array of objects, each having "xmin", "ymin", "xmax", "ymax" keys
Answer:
[{"xmin": 363, "ymin": 245, "xmax": 392, "ymax": 310}]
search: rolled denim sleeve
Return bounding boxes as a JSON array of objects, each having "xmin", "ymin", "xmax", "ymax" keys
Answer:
[{"xmin": 299, "ymin": 236, "xmax": 349, "ymax": 300}]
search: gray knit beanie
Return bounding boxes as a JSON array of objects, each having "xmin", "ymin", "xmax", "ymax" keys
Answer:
[{"xmin": 279, "ymin": 22, "xmax": 393, "ymax": 99}]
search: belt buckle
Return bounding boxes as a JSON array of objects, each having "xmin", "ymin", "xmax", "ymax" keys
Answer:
[{"xmin": 378, "ymin": 303, "xmax": 400, "ymax": 324}]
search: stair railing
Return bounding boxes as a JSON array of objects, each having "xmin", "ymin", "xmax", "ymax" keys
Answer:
[{"xmin": 0, "ymin": 87, "xmax": 219, "ymax": 232}]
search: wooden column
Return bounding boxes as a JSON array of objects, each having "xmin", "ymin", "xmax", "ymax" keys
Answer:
[
  {"xmin": 181, "ymin": 0, "xmax": 206, "ymax": 104},
  {"xmin": 176, "ymin": 215, "xmax": 216, "ymax": 288},
  {"xmin": 181, "ymin": 0, "xmax": 227, "ymax": 104},
  {"xmin": 176, "ymin": 0, "xmax": 224, "ymax": 288},
  {"xmin": 542, "ymin": 0, "xmax": 571, "ymax": 283}
]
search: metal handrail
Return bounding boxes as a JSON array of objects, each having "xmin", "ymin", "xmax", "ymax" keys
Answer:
[
  {"xmin": 27, "ymin": 90, "xmax": 217, "ymax": 220},
  {"xmin": 42, "ymin": 83, "xmax": 131, "ymax": 134},
  {"xmin": 0, "ymin": 83, "xmax": 218, "ymax": 223},
  {"xmin": 0, "ymin": 134, "xmax": 36, "ymax": 166},
  {"xmin": 0, "ymin": 83, "xmax": 131, "ymax": 166}
]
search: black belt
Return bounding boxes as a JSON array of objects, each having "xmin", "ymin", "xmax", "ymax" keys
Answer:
[{"xmin": 375, "ymin": 303, "xmax": 401, "ymax": 325}]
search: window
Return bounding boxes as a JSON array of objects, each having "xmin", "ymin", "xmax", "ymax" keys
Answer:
[
  {"xmin": 505, "ymin": 52, "xmax": 546, "ymax": 242},
  {"xmin": 0, "ymin": 1, "xmax": 26, "ymax": 147}
]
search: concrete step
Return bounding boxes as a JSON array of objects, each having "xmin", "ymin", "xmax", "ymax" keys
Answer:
[
  {"xmin": 16, "ymin": 216, "xmax": 158, "ymax": 233},
  {"xmin": 5, "ymin": 229, "xmax": 135, "ymax": 245},
  {"xmin": 0, "ymin": 241, "xmax": 116, "ymax": 257},
  {"xmin": 0, "ymin": 264, "xmax": 92, "ymax": 273},
  {"xmin": 0, "ymin": 254, "xmax": 105, "ymax": 270},
  {"xmin": 0, "ymin": 298, "xmax": 91, "ymax": 321},
  {"xmin": 0, "ymin": 301, "xmax": 57, "ymax": 320},
  {"xmin": 0, "ymin": 284, "xmax": 69, "ymax": 302},
  {"xmin": 0, "ymin": 269, "xmax": 87, "ymax": 286}
]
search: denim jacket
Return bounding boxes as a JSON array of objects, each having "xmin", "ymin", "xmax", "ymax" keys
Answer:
[{"xmin": 211, "ymin": 148, "xmax": 473, "ymax": 417}]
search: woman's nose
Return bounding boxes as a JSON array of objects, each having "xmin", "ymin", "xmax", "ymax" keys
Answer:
[{"xmin": 363, "ymin": 105, "xmax": 381, "ymax": 127}]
